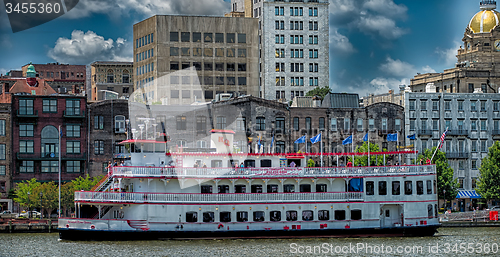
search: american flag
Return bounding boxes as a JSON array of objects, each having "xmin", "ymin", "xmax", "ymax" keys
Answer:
[{"xmin": 438, "ymin": 129, "xmax": 448, "ymax": 149}]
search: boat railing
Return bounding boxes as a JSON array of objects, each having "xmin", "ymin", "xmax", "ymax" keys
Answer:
[
  {"xmin": 75, "ymin": 191, "xmax": 364, "ymax": 203},
  {"xmin": 110, "ymin": 165, "xmax": 435, "ymax": 178}
]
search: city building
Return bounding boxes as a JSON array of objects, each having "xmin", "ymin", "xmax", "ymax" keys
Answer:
[
  {"xmin": 88, "ymin": 100, "xmax": 129, "ymax": 177},
  {"xmin": 248, "ymin": 0, "xmax": 330, "ymax": 100},
  {"xmin": 404, "ymin": 92, "xmax": 500, "ymax": 211},
  {"xmin": 0, "ymin": 102, "xmax": 11, "ymax": 211},
  {"xmin": 21, "ymin": 63, "xmax": 86, "ymax": 95},
  {"xmin": 361, "ymin": 86, "xmax": 409, "ymax": 107},
  {"xmin": 411, "ymin": 1, "xmax": 500, "ymax": 94},
  {"xmin": 132, "ymin": 15, "xmax": 259, "ymax": 104},
  {"xmin": 89, "ymin": 62, "xmax": 134, "ymax": 101}
]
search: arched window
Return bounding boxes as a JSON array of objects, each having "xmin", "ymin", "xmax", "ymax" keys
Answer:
[
  {"xmin": 41, "ymin": 125, "xmax": 59, "ymax": 157},
  {"xmin": 122, "ymin": 70, "xmax": 130, "ymax": 84},
  {"xmin": 107, "ymin": 69, "xmax": 114, "ymax": 83}
]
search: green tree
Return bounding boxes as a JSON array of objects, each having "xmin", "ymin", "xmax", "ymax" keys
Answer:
[
  {"xmin": 305, "ymin": 86, "xmax": 331, "ymax": 99},
  {"xmin": 73, "ymin": 174, "xmax": 104, "ymax": 191},
  {"xmin": 61, "ymin": 182, "xmax": 75, "ymax": 217},
  {"xmin": 14, "ymin": 178, "xmax": 41, "ymax": 213},
  {"xmin": 348, "ymin": 142, "xmax": 386, "ymax": 166},
  {"xmin": 33, "ymin": 182, "xmax": 58, "ymax": 219},
  {"xmin": 307, "ymin": 159, "xmax": 315, "ymax": 167},
  {"xmin": 477, "ymin": 141, "xmax": 500, "ymax": 201},
  {"xmin": 418, "ymin": 147, "xmax": 459, "ymax": 203}
]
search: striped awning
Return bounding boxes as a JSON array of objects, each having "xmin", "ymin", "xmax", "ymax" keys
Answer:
[{"xmin": 456, "ymin": 190, "xmax": 482, "ymax": 199}]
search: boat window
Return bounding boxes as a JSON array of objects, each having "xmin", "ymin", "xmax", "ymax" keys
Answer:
[
  {"xmin": 351, "ymin": 210, "xmax": 362, "ymax": 220},
  {"xmin": 211, "ymin": 160, "xmax": 223, "ymax": 167},
  {"xmin": 260, "ymin": 159, "xmax": 272, "ymax": 167},
  {"xmin": 434, "ymin": 204, "xmax": 438, "ymax": 217},
  {"xmin": 392, "ymin": 181, "xmax": 400, "ymax": 195},
  {"xmin": 235, "ymin": 185, "xmax": 246, "ymax": 193},
  {"xmin": 218, "ymin": 185, "xmax": 230, "ymax": 193},
  {"xmin": 220, "ymin": 212, "xmax": 231, "ymax": 222},
  {"xmin": 131, "ymin": 143, "xmax": 141, "ymax": 153},
  {"xmin": 366, "ymin": 181, "xmax": 374, "ymax": 195},
  {"xmin": 154, "ymin": 143, "xmax": 165, "ymax": 153},
  {"xmin": 244, "ymin": 160, "xmax": 255, "ymax": 167},
  {"xmin": 334, "ymin": 210, "xmax": 345, "ymax": 220},
  {"xmin": 385, "ymin": 210, "xmax": 390, "ymax": 217},
  {"xmin": 251, "ymin": 185, "xmax": 263, "ymax": 193},
  {"xmin": 348, "ymin": 178, "xmax": 363, "ymax": 192},
  {"xmin": 302, "ymin": 211, "xmax": 313, "ymax": 221},
  {"xmin": 405, "ymin": 181, "xmax": 412, "ymax": 195},
  {"xmin": 417, "ymin": 181, "xmax": 424, "ymax": 195},
  {"xmin": 433, "ymin": 180, "xmax": 437, "ymax": 194},
  {"xmin": 143, "ymin": 143, "xmax": 154, "ymax": 153},
  {"xmin": 228, "ymin": 160, "xmax": 239, "ymax": 167},
  {"xmin": 270, "ymin": 211, "xmax": 281, "ymax": 221},
  {"xmin": 299, "ymin": 184, "xmax": 311, "ymax": 192},
  {"xmin": 428, "ymin": 205, "xmax": 433, "ymax": 218},
  {"xmin": 267, "ymin": 184, "xmax": 278, "ymax": 193},
  {"xmin": 201, "ymin": 185, "xmax": 212, "ymax": 193},
  {"xmin": 203, "ymin": 212, "xmax": 214, "ymax": 222},
  {"xmin": 237, "ymin": 211, "xmax": 248, "ymax": 222},
  {"xmin": 378, "ymin": 181, "xmax": 387, "ymax": 195},
  {"xmin": 318, "ymin": 210, "xmax": 329, "ymax": 220},
  {"xmin": 186, "ymin": 212, "xmax": 198, "ymax": 222},
  {"xmin": 284, "ymin": 184, "xmax": 295, "ymax": 193},
  {"xmin": 253, "ymin": 211, "xmax": 265, "ymax": 221},
  {"xmin": 316, "ymin": 184, "xmax": 327, "ymax": 192},
  {"xmin": 427, "ymin": 180, "xmax": 432, "ymax": 194},
  {"xmin": 286, "ymin": 211, "xmax": 297, "ymax": 221}
]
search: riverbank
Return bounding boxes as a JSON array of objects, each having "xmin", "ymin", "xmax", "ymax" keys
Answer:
[{"xmin": 0, "ymin": 219, "xmax": 58, "ymax": 233}]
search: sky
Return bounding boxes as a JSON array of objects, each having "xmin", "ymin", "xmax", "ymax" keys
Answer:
[{"xmin": 0, "ymin": 0, "xmax": 484, "ymax": 97}]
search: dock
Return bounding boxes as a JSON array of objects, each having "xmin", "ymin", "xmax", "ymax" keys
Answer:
[{"xmin": 0, "ymin": 219, "xmax": 58, "ymax": 233}]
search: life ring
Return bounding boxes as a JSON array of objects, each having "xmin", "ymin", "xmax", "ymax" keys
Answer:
[
  {"xmin": 90, "ymin": 225, "xmax": 95, "ymax": 229},
  {"xmin": 218, "ymin": 224, "xmax": 224, "ymax": 229},
  {"xmin": 66, "ymin": 224, "xmax": 69, "ymax": 228}
]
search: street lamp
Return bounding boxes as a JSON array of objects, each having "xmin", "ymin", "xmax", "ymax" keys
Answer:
[
  {"xmin": 27, "ymin": 192, "xmax": 30, "ymax": 219},
  {"xmin": 138, "ymin": 125, "xmax": 145, "ymax": 139},
  {"xmin": 443, "ymin": 189, "xmax": 446, "ymax": 211},
  {"xmin": 40, "ymin": 192, "xmax": 43, "ymax": 219}
]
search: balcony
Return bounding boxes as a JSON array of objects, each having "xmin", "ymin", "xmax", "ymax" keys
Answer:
[
  {"xmin": 75, "ymin": 191, "xmax": 364, "ymax": 204},
  {"xmin": 446, "ymin": 152, "xmax": 469, "ymax": 159},
  {"xmin": 418, "ymin": 130, "xmax": 433, "ymax": 136},
  {"xmin": 447, "ymin": 130, "xmax": 469, "ymax": 136},
  {"xmin": 17, "ymin": 110, "xmax": 38, "ymax": 118},
  {"xmin": 16, "ymin": 152, "xmax": 86, "ymax": 161},
  {"xmin": 63, "ymin": 110, "xmax": 85, "ymax": 119},
  {"xmin": 493, "ymin": 130, "xmax": 500, "ymax": 136}
]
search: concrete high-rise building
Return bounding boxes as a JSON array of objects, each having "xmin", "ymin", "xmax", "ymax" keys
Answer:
[
  {"xmin": 240, "ymin": 0, "xmax": 329, "ymax": 101},
  {"xmin": 133, "ymin": 15, "xmax": 259, "ymax": 105}
]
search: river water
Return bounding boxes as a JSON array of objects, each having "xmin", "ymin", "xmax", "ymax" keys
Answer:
[{"xmin": 1, "ymin": 227, "xmax": 499, "ymax": 256}]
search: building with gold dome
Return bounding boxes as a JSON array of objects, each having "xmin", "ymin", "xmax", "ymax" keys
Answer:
[{"xmin": 411, "ymin": 0, "xmax": 500, "ymax": 93}]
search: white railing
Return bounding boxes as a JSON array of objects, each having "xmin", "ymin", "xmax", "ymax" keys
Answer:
[
  {"xmin": 75, "ymin": 191, "xmax": 363, "ymax": 204},
  {"xmin": 110, "ymin": 165, "xmax": 436, "ymax": 179}
]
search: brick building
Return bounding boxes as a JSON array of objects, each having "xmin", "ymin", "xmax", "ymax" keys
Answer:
[
  {"xmin": 0, "ymin": 103, "xmax": 11, "ymax": 211},
  {"xmin": 88, "ymin": 100, "xmax": 129, "ymax": 177},
  {"xmin": 90, "ymin": 62, "xmax": 134, "ymax": 101},
  {"xmin": 21, "ymin": 63, "xmax": 86, "ymax": 95}
]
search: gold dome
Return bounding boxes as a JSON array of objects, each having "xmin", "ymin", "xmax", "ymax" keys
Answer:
[{"xmin": 469, "ymin": 9, "xmax": 500, "ymax": 33}]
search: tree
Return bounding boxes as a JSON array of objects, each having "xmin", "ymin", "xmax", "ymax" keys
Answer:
[
  {"xmin": 417, "ymin": 147, "xmax": 459, "ymax": 203},
  {"xmin": 14, "ymin": 178, "xmax": 41, "ymax": 213},
  {"xmin": 477, "ymin": 141, "xmax": 500, "ymax": 201},
  {"xmin": 348, "ymin": 142, "xmax": 385, "ymax": 166},
  {"xmin": 305, "ymin": 86, "xmax": 331, "ymax": 99},
  {"xmin": 73, "ymin": 174, "xmax": 104, "ymax": 191},
  {"xmin": 33, "ymin": 182, "xmax": 58, "ymax": 218},
  {"xmin": 61, "ymin": 182, "xmax": 75, "ymax": 217}
]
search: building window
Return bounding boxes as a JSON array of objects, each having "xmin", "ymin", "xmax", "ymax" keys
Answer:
[
  {"xmin": 471, "ymin": 120, "xmax": 477, "ymax": 131},
  {"xmin": 472, "ymin": 159, "xmax": 477, "ymax": 170},
  {"xmin": 420, "ymin": 100, "xmax": 427, "ymax": 111},
  {"xmin": 94, "ymin": 140, "xmax": 104, "ymax": 155},
  {"xmin": 107, "ymin": 70, "xmax": 114, "ymax": 83},
  {"xmin": 494, "ymin": 101, "xmax": 499, "ymax": 111},
  {"xmin": 67, "ymin": 161, "xmax": 81, "ymax": 173},
  {"xmin": 42, "ymin": 99, "xmax": 57, "ymax": 113},
  {"xmin": 67, "ymin": 141, "xmax": 81, "ymax": 154},
  {"xmin": 19, "ymin": 161, "xmax": 34, "ymax": 173},
  {"xmin": 19, "ymin": 99, "xmax": 34, "ymax": 115},
  {"xmin": 213, "ymin": 116, "xmax": 225, "ymax": 130},
  {"xmin": 357, "ymin": 118, "xmax": 363, "ymax": 131},
  {"xmin": 65, "ymin": 100, "xmax": 80, "ymax": 116},
  {"xmin": 445, "ymin": 101, "xmax": 451, "ymax": 110},
  {"xmin": 196, "ymin": 116, "xmax": 206, "ymax": 134},
  {"xmin": 409, "ymin": 100, "xmax": 415, "ymax": 110},
  {"xmin": 432, "ymin": 120, "xmax": 439, "ymax": 131},
  {"xmin": 330, "ymin": 118, "xmax": 337, "ymax": 131},
  {"xmin": 344, "ymin": 119, "xmax": 350, "ymax": 131},
  {"xmin": 0, "ymin": 165, "xmax": 5, "ymax": 176},
  {"xmin": 94, "ymin": 116, "xmax": 104, "ymax": 130},
  {"xmin": 481, "ymin": 120, "xmax": 487, "ymax": 131},
  {"xmin": 114, "ymin": 115, "xmax": 126, "ymax": 133},
  {"xmin": 472, "ymin": 178, "xmax": 477, "ymax": 189},
  {"xmin": 458, "ymin": 101, "xmax": 464, "ymax": 111},
  {"xmin": 481, "ymin": 101, "xmax": 486, "ymax": 111},
  {"xmin": 410, "ymin": 120, "xmax": 415, "ymax": 131},
  {"xmin": 19, "ymin": 140, "xmax": 34, "ymax": 153},
  {"xmin": 432, "ymin": 101, "xmax": 438, "ymax": 111},
  {"xmin": 318, "ymin": 117, "xmax": 325, "ymax": 131},
  {"xmin": 41, "ymin": 161, "xmax": 58, "ymax": 173},
  {"xmin": 481, "ymin": 140, "xmax": 487, "ymax": 152},
  {"xmin": 66, "ymin": 125, "xmax": 80, "ymax": 138},
  {"xmin": 176, "ymin": 116, "xmax": 187, "ymax": 130},
  {"xmin": 471, "ymin": 101, "xmax": 477, "ymax": 111},
  {"xmin": 20, "ymin": 124, "xmax": 34, "ymax": 137},
  {"xmin": 395, "ymin": 119, "xmax": 401, "ymax": 131},
  {"xmin": 381, "ymin": 119, "xmax": 387, "ymax": 131},
  {"xmin": 0, "ymin": 119, "xmax": 4, "ymax": 136},
  {"xmin": 256, "ymin": 117, "xmax": 265, "ymax": 131}
]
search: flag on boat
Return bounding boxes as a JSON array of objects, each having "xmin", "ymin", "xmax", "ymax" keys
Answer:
[
  {"xmin": 387, "ymin": 133, "xmax": 398, "ymax": 142},
  {"xmin": 342, "ymin": 135, "xmax": 352, "ymax": 145},
  {"xmin": 438, "ymin": 129, "xmax": 448, "ymax": 149},
  {"xmin": 407, "ymin": 134, "xmax": 416, "ymax": 140},
  {"xmin": 294, "ymin": 135, "xmax": 306, "ymax": 144},
  {"xmin": 363, "ymin": 133, "xmax": 368, "ymax": 142},
  {"xmin": 310, "ymin": 133, "xmax": 321, "ymax": 144}
]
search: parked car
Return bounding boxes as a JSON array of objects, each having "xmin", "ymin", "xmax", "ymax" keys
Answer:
[
  {"xmin": 0, "ymin": 210, "xmax": 19, "ymax": 219},
  {"xmin": 19, "ymin": 211, "xmax": 41, "ymax": 219},
  {"xmin": 488, "ymin": 206, "xmax": 500, "ymax": 211}
]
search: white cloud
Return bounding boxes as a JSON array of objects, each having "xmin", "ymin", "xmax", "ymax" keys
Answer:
[
  {"xmin": 380, "ymin": 57, "xmax": 437, "ymax": 78},
  {"xmin": 435, "ymin": 41, "xmax": 461, "ymax": 66},
  {"xmin": 362, "ymin": 0, "xmax": 407, "ymax": 20},
  {"xmin": 64, "ymin": 0, "xmax": 230, "ymax": 19},
  {"xmin": 357, "ymin": 15, "xmax": 409, "ymax": 40},
  {"xmin": 0, "ymin": 68, "xmax": 9, "ymax": 76},
  {"xmin": 369, "ymin": 77, "xmax": 409, "ymax": 94},
  {"xmin": 48, "ymin": 30, "xmax": 132, "ymax": 65},
  {"xmin": 421, "ymin": 65, "xmax": 436, "ymax": 74},
  {"xmin": 330, "ymin": 29, "xmax": 356, "ymax": 54}
]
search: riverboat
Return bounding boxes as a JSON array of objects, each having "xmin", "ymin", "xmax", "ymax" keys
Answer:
[{"xmin": 59, "ymin": 137, "xmax": 439, "ymax": 240}]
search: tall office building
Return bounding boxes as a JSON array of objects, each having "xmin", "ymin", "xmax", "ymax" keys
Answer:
[
  {"xmin": 133, "ymin": 15, "xmax": 259, "ymax": 105},
  {"xmin": 238, "ymin": 0, "xmax": 329, "ymax": 101}
]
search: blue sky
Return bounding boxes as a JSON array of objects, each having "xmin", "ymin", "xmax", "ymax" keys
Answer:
[{"xmin": 0, "ymin": 0, "xmax": 484, "ymax": 96}]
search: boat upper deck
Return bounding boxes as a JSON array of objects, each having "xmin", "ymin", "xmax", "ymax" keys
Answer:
[{"xmin": 109, "ymin": 165, "xmax": 436, "ymax": 179}]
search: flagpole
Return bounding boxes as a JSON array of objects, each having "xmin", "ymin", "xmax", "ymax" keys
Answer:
[
  {"xmin": 367, "ymin": 131, "xmax": 370, "ymax": 166},
  {"xmin": 320, "ymin": 133, "xmax": 323, "ymax": 167},
  {"xmin": 58, "ymin": 125, "xmax": 61, "ymax": 218},
  {"xmin": 351, "ymin": 132, "xmax": 354, "ymax": 165},
  {"xmin": 431, "ymin": 127, "xmax": 448, "ymax": 163},
  {"xmin": 398, "ymin": 131, "xmax": 401, "ymax": 164}
]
